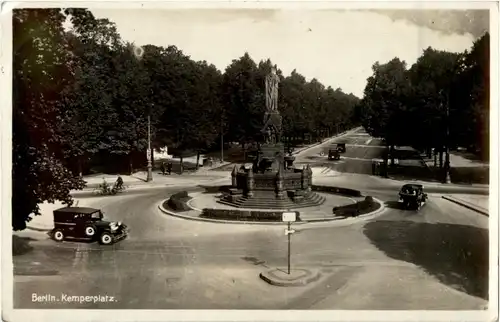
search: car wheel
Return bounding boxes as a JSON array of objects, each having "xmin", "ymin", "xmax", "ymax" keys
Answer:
[
  {"xmin": 99, "ymin": 233, "xmax": 113, "ymax": 245},
  {"xmin": 84, "ymin": 226, "xmax": 96, "ymax": 237},
  {"xmin": 53, "ymin": 229, "xmax": 64, "ymax": 242}
]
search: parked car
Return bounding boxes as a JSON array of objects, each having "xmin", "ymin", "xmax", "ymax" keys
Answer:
[
  {"xmin": 398, "ymin": 184, "xmax": 427, "ymax": 210},
  {"xmin": 51, "ymin": 207, "xmax": 128, "ymax": 245},
  {"xmin": 336, "ymin": 143, "xmax": 346, "ymax": 153},
  {"xmin": 328, "ymin": 149, "xmax": 341, "ymax": 160}
]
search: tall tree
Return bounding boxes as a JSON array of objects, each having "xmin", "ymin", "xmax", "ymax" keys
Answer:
[{"xmin": 13, "ymin": 9, "xmax": 85, "ymax": 230}]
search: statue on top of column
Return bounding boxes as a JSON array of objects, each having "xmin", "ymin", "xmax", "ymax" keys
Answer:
[{"xmin": 265, "ymin": 65, "xmax": 280, "ymax": 112}]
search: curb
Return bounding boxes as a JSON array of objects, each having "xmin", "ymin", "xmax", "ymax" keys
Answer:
[
  {"xmin": 442, "ymin": 195, "xmax": 489, "ymax": 216},
  {"xmin": 259, "ymin": 269, "xmax": 322, "ymax": 287},
  {"xmin": 158, "ymin": 203, "xmax": 309, "ymax": 225},
  {"xmin": 304, "ymin": 197, "xmax": 386, "ymax": 224},
  {"xmin": 26, "ymin": 225, "xmax": 52, "ymax": 232},
  {"xmin": 157, "ymin": 196, "xmax": 385, "ymax": 225},
  {"xmin": 292, "ymin": 129, "xmax": 356, "ymax": 156}
]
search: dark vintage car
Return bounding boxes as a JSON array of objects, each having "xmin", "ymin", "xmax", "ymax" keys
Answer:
[
  {"xmin": 328, "ymin": 148, "xmax": 341, "ymax": 160},
  {"xmin": 399, "ymin": 184, "xmax": 428, "ymax": 210},
  {"xmin": 336, "ymin": 143, "xmax": 346, "ymax": 153},
  {"xmin": 51, "ymin": 207, "xmax": 128, "ymax": 245}
]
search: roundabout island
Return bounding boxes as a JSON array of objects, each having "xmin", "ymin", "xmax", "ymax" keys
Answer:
[{"xmin": 159, "ymin": 66, "xmax": 384, "ymax": 226}]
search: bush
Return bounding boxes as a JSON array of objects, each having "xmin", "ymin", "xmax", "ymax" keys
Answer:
[
  {"xmin": 199, "ymin": 185, "xmax": 233, "ymax": 194},
  {"xmin": 311, "ymin": 185, "xmax": 362, "ymax": 197},
  {"xmin": 332, "ymin": 196, "xmax": 380, "ymax": 217},
  {"xmin": 167, "ymin": 191, "xmax": 192, "ymax": 211},
  {"xmin": 171, "ymin": 191, "xmax": 188, "ymax": 199},
  {"xmin": 201, "ymin": 209, "xmax": 301, "ymax": 222}
]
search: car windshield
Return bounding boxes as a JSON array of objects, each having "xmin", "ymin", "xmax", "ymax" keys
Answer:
[
  {"xmin": 403, "ymin": 185, "xmax": 421, "ymax": 192},
  {"xmin": 91, "ymin": 211, "xmax": 103, "ymax": 220}
]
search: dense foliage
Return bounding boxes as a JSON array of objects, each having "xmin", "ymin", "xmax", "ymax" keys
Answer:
[
  {"xmin": 358, "ymin": 33, "xmax": 490, "ymax": 162},
  {"xmin": 12, "ymin": 9, "xmax": 358, "ymax": 230}
]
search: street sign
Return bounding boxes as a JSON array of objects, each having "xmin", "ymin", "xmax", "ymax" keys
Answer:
[
  {"xmin": 282, "ymin": 212, "xmax": 296, "ymax": 222},
  {"xmin": 285, "ymin": 229, "xmax": 296, "ymax": 235},
  {"xmin": 146, "ymin": 149, "xmax": 151, "ymax": 160}
]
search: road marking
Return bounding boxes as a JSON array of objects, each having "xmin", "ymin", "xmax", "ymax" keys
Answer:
[
  {"xmin": 365, "ymin": 138, "xmax": 373, "ymax": 145},
  {"xmin": 320, "ymin": 167, "xmax": 331, "ymax": 174}
]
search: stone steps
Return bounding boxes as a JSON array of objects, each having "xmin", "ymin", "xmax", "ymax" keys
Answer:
[{"xmin": 218, "ymin": 192, "xmax": 326, "ymax": 210}]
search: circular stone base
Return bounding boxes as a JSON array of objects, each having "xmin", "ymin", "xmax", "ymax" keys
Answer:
[
  {"xmin": 188, "ymin": 192, "xmax": 356, "ymax": 212},
  {"xmin": 259, "ymin": 268, "xmax": 322, "ymax": 287}
]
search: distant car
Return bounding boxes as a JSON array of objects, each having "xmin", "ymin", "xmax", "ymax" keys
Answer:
[
  {"xmin": 328, "ymin": 149, "xmax": 340, "ymax": 160},
  {"xmin": 398, "ymin": 184, "xmax": 427, "ymax": 210},
  {"xmin": 51, "ymin": 207, "xmax": 128, "ymax": 245},
  {"xmin": 336, "ymin": 143, "xmax": 346, "ymax": 153}
]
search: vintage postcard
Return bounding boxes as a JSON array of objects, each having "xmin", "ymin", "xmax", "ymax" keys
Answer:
[{"xmin": 1, "ymin": 1, "xmax": 498, "ymax": 321}]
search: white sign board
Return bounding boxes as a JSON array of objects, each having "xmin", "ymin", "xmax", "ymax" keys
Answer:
[
  {"xmin": 282, "ymin": 212, "xmax": 296, "ymax": 222},
  {"xmin": 146, "ymin": 149, "xmax": 152, "ymax": 160}
]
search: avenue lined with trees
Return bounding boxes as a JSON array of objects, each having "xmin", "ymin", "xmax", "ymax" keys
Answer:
[
  {"xmin": 13, "ymin": 9, "xmax": 359, "ymax": 230},
  {"xmin": 357, "ymin": 32, "xmax": 490, "ymax": 171},
  {"xmin": 12, "ymin": 9, "xmax": 489, "ymax": 230}
]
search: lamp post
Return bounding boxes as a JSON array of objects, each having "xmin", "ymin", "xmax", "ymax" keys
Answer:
[
  {"xmin": 133, "ymin": 44, "xmax": 153, "ymax": 182},
  {"xmin": 146, "ymin": 114, "xmax": 153, "ymax": 182},
  {"xmin": 444, "ymin": 92, "xmax": 451, "ymax": 184},
  {"xmin": 220, "ymin": 114, "xmax": 224, "ymax": 163}
]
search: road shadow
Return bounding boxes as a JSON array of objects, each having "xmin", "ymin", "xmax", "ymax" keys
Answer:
[
  {"xmin": 384, "ymin": 200, "xmax": 405, "ymax": 210},
  {"xmin": 363, "ymin": 220, "xmax": 489, "ymax": 300},
  {"xmin": 450, "ymin": 167, "xmax": 489, "ymax": 185},
  {"xmin": 388, "ymin": 165, "xmax": 438, "ymax": 182},
  {"xmin": 12, "ymin": 235, "xmax": 35, "ymax": 256}
]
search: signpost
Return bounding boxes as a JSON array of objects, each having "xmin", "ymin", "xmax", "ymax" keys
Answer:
[{"xmin": 282, "ymin": 211, "xmax": 297, "ymax": 275}]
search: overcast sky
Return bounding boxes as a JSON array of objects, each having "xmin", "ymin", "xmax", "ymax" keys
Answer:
[{"xmin": 90, "ymin": 9, "xmax": 489, "ymax": 97}]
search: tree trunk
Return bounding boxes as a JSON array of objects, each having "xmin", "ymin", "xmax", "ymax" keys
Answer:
[
  {"xmin": 77, "ymin": 157, "xmax": 83, "ymax": 178},
  {"xmin": 129, "ymin": 153, "xmax": 134, "ymax": 175},
  {"xmin": 196, "ymin": 152, "xmax": 200, "ymax": 170},
  {"xmin": 180, "ymin": 156, "xmax": 184, "ymax": 175},
  {"xmin": 390, "ymin": 145, "xmax": 395, "ymax": 166},
  {"xmin": 433, "ymin": 149, "xmax": 437, "ymax": 167},
  {"xmin": 151, "ymin": 148, "xmax": 155, "ymax": 170},
  {"xmin": 439, "ymin": 150, "xmax": 443, "ymax": 168},
  {"xmin": 427, "ymin": 148, "xmax": 431, "ymax": 159}
]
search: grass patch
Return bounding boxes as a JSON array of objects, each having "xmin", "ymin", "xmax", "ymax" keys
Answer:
[
  {"xmin": 200, "ymin": 209, "xmax": 301, "ymax": 222},
  {"xmin": 332, "ymin": 196, "xmax": 380, "ymax": 217}
]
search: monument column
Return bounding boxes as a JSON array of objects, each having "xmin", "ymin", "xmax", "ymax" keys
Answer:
[
  {"xmin": 231, "ymin": 165, "xmax": 238, "ymax": 187},
  {"xmin": 246, "ymin": 168, "xmax": 255, "ymax": 198},
  {"xmin": 276, "ymin": 165, "xmax": 285, "ymax": 200}
]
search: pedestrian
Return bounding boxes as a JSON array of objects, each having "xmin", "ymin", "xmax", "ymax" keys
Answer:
[
  {"xmin": 161, "ymin": 162, "xmax": 166, "ymax": 176},
  {"xmin": 167, "ymin": 162, "xmax": 172, "ymax": 175}
]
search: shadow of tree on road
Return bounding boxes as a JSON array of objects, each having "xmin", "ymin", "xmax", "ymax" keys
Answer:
[
  {"xmin": 363, "ymin": 220, "xmax": 489, "ymax": 300},
  {"xmin": 12, "ymin": 235, "xmax": 35, "ymax": 256},
  {"xmin": 384, "ymin": 201, "xmax": 405, "ymax": 210}
]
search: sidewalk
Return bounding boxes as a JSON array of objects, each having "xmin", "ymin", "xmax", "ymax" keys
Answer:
[
  {"xmin": 81, "ymin": 170, "xmax": 230, "ymax": 190},
  {"xmin": 422, "ymin": 152, "xmax": 489, "ymax": 169},
  {"xmin": 416, "ymin": 151, "xmax": 489, "ymax": 185},
  {"xmin": 442, "ymin": 194, "xmax": 489, "ymax": 216}
]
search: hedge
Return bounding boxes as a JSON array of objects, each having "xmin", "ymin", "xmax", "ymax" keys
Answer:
[
  {"xmin": 332, "ymin": 196, "xmax": 379, "ymax": 217},
  {"xmin": 166, "ymin": 191, "xmax": 192, "ymax": 211},
  {"xmin": 200, "ymin": 209, "xmax": 301, "ymax": 222},
  {"xmin": 199, "ymin": 185, "xmax": 234, "ymax": 194},
  {"xmin": 311, "ymin": 185, "xmax": 362, "ymax": 197}
]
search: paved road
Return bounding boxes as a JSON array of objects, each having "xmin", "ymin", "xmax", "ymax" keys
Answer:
[
  {"xmin": 13, "ymin": 194, "xmax": 489, "ymax": 310},
  {"xmin": 12, "ymin": 128, "xmax": 490, "ymax": 311}
]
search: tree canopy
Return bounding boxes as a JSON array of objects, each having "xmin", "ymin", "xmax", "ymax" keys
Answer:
[
  {"xmin": 358, "ymin": 33, "xmax": 490, "ymax": 160},
  {"xmin": 12, "ymin": 9, "xmax": 359, "ymax": 230}
]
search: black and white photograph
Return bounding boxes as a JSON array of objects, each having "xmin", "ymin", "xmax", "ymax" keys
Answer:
[{"xmin": 2, "ymin": 2, "xmax": 498, "ymax": 321}]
